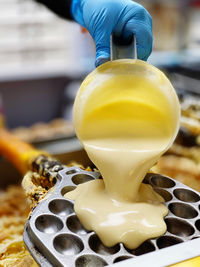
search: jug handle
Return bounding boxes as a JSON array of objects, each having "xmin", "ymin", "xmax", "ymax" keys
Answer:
[{"xmin": 110, "ymin": 34, "xmax": 137, "ymax": 61}]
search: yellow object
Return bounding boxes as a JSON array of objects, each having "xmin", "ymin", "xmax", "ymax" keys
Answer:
[
  {"xmin": 0, "ymin": 114, "xmax": 4, "ymax": 128},
  {"xmin": 171, "ymin": 256, "xmax": 200, "ymax": 267},
  {"xmin": 0, "ymin": 128, "xmax": 48, "ymax": 174},
  {"xmin": 74, "ymin": 59, "xmax": 179, "ymax": 142},
  {"xmin": 70, "ymin": 59, "xmax": 180, "ymax": 249}
]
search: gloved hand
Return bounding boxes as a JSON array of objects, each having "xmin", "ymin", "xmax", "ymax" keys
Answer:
[{"xmin": 71, "ymin": 0, "xmax": 152, "ymax": 67}]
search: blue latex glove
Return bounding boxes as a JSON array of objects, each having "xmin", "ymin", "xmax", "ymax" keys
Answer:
[{"xmin": 71, "ymin": 0, "xmax": 152, "ymax": 67}]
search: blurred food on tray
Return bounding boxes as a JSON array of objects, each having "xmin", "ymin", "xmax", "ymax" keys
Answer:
[
  {"xmin": 11, "ymin": 118, "xmax": 74, "ymax": 143},
  {"xmin": 147, "ymin": 1, "xmax": 189, "ymax": 51},
  {"xmin": 0, "ymin": 186, "xmax": 37, "ymax": 267},
  {"xmin": 153, "ymin": 95, "xmax": 200, "ymax": 192}
]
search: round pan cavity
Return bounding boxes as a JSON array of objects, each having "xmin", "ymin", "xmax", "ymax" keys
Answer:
[
  {"xmin": 191, "ymin": 236, "xmax": 200, "ymax": 240},
  {"xmin": 72, "ymin": 174, "xmax": 95, "ymax": 185},
  {"xmin": 66, "ymin": 169, "xmax": 78, "ymax": 175},
  {"xmin": 113, "ymin": 256, "xmax": 133, "ymax": 263},
  {"xmin": 89, "ymin": 234, "xmax": 120, "ymax": 255},
  {"xmin": 174, "ymin": 188, "xmax": 200, "ymax": 203},
  {"xmin": 195, "ymin": 219, "xmax": 200, "ymax": 231},
  {"xmin": 35, "ymin": 215, "xmax": 63, "ymax": 234},
  {"xmin": 75, "ymin": 255, "xmax": 107, "ymax": 267},
  {"xmin": 157, "ymin": 236, "xmax": 183, "ymax": 249},
  {"xmin": 49, "ymin": 199, "xmax": 73, "ymax": 216},
  {"xmin": 53, "ymin": 234, "xmax": 84, "ymax": 255},
  {"xmin": 168, "ymin": 202, "xmax": 198, "ymax": 219},
  {"xmin": 166, "ymin": 218, "xmax": 194, "ymax": 237},
  {"xmin": 67, "ymin": 215, "xmax": 88, "ymax": 235},
  {"xmin": 127, "ymin": 240, "xmax": 155, "ymax": 256},
  {"xmin": 154, "ymin": 188, "xmax": 172, "ymax": 202},
  {"xmin": 61, "ymin": 186, "xmax": 76, "ymax": 196},
  {"xmin": 150, "ymin": 175, "xmax": 175, "ymax": 188}
]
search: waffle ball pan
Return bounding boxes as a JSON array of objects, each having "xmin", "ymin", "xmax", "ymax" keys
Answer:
[{"xmin": 24, "ymin": 167, "xmax": 200, "ymax": 267}]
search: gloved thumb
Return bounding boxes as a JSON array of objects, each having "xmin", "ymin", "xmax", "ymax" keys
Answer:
[{"xmin": 93, "ymin": 31, "xmax": 111, "ymax": 67}]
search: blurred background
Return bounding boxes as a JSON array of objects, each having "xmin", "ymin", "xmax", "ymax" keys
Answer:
[
  {"xmin": 0, "ymin": 0, "xmax": 200, "ymax": 127},
  {"xmin": 0, "ymin": 0, "xmax": 200, "ymax": 189}
]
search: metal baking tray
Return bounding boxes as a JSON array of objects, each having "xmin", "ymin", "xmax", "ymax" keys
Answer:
[{"xmin": 24, "ymin": 168, "xmax": 200, "ymax": 267}]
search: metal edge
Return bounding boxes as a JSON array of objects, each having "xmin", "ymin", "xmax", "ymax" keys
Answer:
[
  {"xmin": 23, "ymin": 222, "xmax": 53, "ymax": 267},
  {"xmin": 111, "ymin": 238, "xmax": 200, "ymax": 267}
]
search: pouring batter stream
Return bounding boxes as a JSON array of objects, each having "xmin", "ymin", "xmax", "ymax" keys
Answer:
[{"xmin": 65, "ymin": 60, "xmax": 180, "ymax": 249}]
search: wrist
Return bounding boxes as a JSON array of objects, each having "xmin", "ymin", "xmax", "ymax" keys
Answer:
[{"xmin": 71, "ymin": 0, "xmax": 86, "ymax": 26}]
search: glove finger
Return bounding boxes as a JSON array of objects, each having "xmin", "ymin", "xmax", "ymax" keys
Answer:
[
  {"xmin": 95, "ymin": 57, "xmax": 110, "ymax": 67},
  {"xmin": 93, "ymin": 31, "xmax": 111, "ymax": 67},
  {"xmin": 83, "ymin": 7, "xmax": 114, "ymax": 67},
  {"xmin": 123, "ymin": 9, "xmax": 153, "ymax": 60},
  {"xmin": 125, "ymin": 22, "xmax": 152, "ymax": 60}
]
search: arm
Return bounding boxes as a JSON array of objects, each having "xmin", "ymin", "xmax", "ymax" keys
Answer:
[
  {"xmin": 35, "ymin": 0, "xmax": 73, "ymax": 20},
  {"xmin": 35, "ymin": 0, "xmax": 153, "ymax": 67}
]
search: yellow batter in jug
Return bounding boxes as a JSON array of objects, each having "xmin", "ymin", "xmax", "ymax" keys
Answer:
[{"xmin": 65, "ymin": 59, "xmax": 180, "ymax": 249}]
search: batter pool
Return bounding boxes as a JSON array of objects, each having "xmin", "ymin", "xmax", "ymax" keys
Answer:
[{"xmin": 65, "ymin": 59, "xmax": 180, "ymax": 249}]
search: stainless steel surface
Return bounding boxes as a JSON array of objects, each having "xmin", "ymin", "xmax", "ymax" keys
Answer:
[
  {"xmin": 111, "ymin": 34, "xmax": 137, "ymax": 61},
  {"xmin": 0, "ymin": 76, "xmax": 66, "ymax": 128},
  {"xmin": 24, "ymin": 169, "xmax": 200, "ymax": 267},
  {"xmin": 0, "ymin": 74, "xmax": 80, "ymax": 128},
  {"xmin": 34, "ymin": 136, "xmax": 81, "ymax": 155}
]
